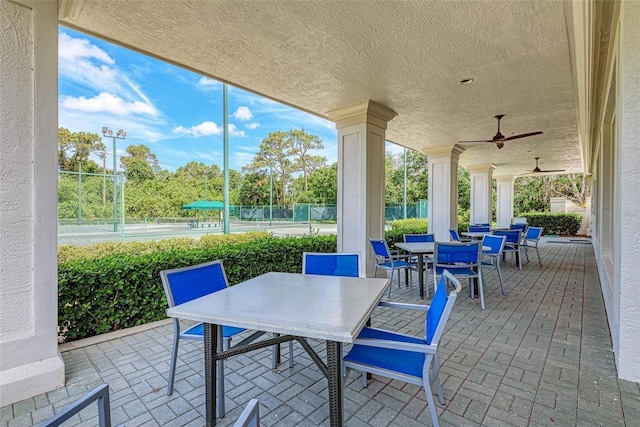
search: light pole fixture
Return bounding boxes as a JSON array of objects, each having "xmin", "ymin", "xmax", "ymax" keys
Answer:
[{"xmin": 102, "ymin": 127, "xmax": 126, "ymax": 232}]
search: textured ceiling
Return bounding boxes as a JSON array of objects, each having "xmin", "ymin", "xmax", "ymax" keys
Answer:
[{"xmin": 61, "ymin": 0, "xmax": 582, "ymax": 177}]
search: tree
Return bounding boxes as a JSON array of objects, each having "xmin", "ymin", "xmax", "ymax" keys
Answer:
[
  {"xmin": 245, "ymin": 131, "xmax": 295, "ymax": 205},
  {"xmin": 126, "ymin": 158, "xmax": 156, "ymax": 182},
  {"xmin": 58, "ymin": 127, "xmax": 103, "ymax": 172},
  {"xmin": 292, "ymin": 163, "xmax": 337, "ymax": 204},
  {"xmin": 120, "ymin": 144, "xmax": 160, "ymax": 175},
  {"xmin": 237, "ymin": 172, "xmax": 270, "ymax": 206},
  {"xmin": 287, "ymin": 129, "xmax": 326, "ymax": 191}
]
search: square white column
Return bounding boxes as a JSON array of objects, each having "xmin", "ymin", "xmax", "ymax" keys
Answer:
[
  {"xmin": 424, "ymin": 146, "xmax": 464, "ymax": 242},
  {"xmin": 0, "ymin": 0, "xmax": 65, "ymax": 406},
  {"xmin": 495, "ymin": 176, "xmax": 515, "ymax": 229},
  {"xmin": 467, "ymin": 164, "xmax": 495, "ymax": 225},
  {"xmin": 327, "ymin": 101, "xmax": 396, "ymax": 277}
]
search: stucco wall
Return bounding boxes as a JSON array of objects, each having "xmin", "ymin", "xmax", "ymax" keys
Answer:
[
  {"xmin": 617, "ymin": 0, "xmax": 640, "ymax": 382},
  {"xmin": 0, "ymin": 0, "xmax": 64, "ymax": 406}
]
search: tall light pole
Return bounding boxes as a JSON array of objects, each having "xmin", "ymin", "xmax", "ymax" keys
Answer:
[
  {"xmin": 269, "ymin": 167, "xmax": 273, "ymax": 225},
  {"xmin": 102, "ymin": 127, "xmax": 126, "ymax": 232}
]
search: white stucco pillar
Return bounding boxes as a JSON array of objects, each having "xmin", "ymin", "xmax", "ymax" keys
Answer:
[
  {"xmin": 423, "ymin": 145, "xmax": 464, "ymax": 242},
  {"xmin": 327, "ymin": 101, "xmax": 396, "ymax": 277},
  {"xmin": 0, "ymin": 0, "xmax": 65, "ymax": 406},
  {"xmin": 617, "ymin": 0, "xmax": 640, "ymax": 382},
  {"xmin": 495, "ymin": 176, "xmax": 515, "ymax": 228},
  {"xmin": 467, "ymin": 163, "xmax": 495, "ymax": 225}
]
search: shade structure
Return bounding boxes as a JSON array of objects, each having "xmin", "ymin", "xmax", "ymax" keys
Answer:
[{"xmin": 181, "ymin": 200, "xmax": 231, "ymax": 211}]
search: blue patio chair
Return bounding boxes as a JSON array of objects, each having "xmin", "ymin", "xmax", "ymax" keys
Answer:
[
  {"xmin": 161, "ymin": 260, "xmax": 274, "ymax": 417},
  {"xmin": 369, "ymin": 238, "xmax": 416, "ymax": 298},
  {"xmin": 302, "ymin": 252, "xmax": 359, "ymax": 277},
  {"xmin": 39, "ymin": 384, "xmax": 119, "ymax": 427},
  {"xmin": 468, "ymin": 225, "xmax": 490, "ymax": 232},
  {"xmin": 493, "ymin": 229, "xmax": 523, "ymax": 270},
  {"xmin": 233, "ymin": 399, "xmax": 260, "ymax": 427},
  {"xmin": 481, "ymin": 234, "xmax": 508, "ymax": 296},
  {"xmin": 449, "ymin": 228, "xmax": 471, "ymax": 242},
  {"xmin": 343, "ymin": 270, "xmax": 462, "ymax": 427},
  {"xmin": 521, "ymin": 226, "xmax": 544, "ymax": 266},
  {"xmin": 432, "ymin": 241, "xmax": 485, "ymax": 309},
  {"xmin": 509, "ymin": 223, "xmax": 528, "ymax": 234}
]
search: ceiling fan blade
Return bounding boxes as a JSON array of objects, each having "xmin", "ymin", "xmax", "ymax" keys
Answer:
[
  {"xmin": 457, "ymin": 139, "xmax": 494, "ymax": 143},
  {"xmin": 521, "ymin": 168, "xmax": 566, "ymax": 176},
  {"xmin": 503, "ymin": 131, "xmax": 543, "ymax": 141}
]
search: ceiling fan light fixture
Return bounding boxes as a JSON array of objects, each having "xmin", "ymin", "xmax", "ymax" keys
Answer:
[{"xmin": 458, "ymin": 78, "xmax": 474, "ymax": 85}]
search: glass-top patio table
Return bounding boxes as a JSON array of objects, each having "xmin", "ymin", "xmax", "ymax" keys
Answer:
[{"xmin": 166, "ymin": 271, "xmax": 390, "ymax": 427}]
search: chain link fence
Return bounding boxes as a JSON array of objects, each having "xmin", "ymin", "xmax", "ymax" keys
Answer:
[{"xmin": 58, "ymin": 171, "xmax": 427, "ymax": 246}]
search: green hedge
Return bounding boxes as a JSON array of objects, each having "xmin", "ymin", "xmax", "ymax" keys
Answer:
[
  {"xmin": 519, "ymin": 212, "xmax": 582, "ymax": 235},
  {"xmin": 385, "ymin": 219, "xmax": 428, "ymax": 246},
  {"xmin": 58, "ymin": 234, "xmax": 336, "ymax": 342}
]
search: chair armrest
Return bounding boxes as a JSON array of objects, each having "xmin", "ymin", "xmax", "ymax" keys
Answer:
[
  {"xmin": 353, "ymin": 337, "xmax": 437, "ymax": 354},
  {"xmin": 377, "ymin": 301, "xmax": 429, "ymax": 311}
]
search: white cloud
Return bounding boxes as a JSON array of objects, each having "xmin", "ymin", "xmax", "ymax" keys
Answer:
[
  {"xmin": 233, "ymin": 106, "xmax": 253, "ymax": 121},
  {"xmin": 198, "ymin": 76, "xmax": 221, "ymax": 91},
  {"xmin": 245, "ymin": 122, "xmax": 260, "ymax": 130},
  {"xmin": 228, "ymin": 124, "xmax": 246, "ymax": 137},
  {"xmin": 59, "ymin": 32, "xmax": 120, "ymax": 93},
  {"xmin": 59, "ymin": 92, "xmax": 159, "ymax": 116},
  {"xmin": 173, "ymin": 121, "xmax": 223, "ymax": 137}
]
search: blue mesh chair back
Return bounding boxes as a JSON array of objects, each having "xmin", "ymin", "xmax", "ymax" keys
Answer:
[
  {"xmin": 435, "ymin": 242, "xmax": 481, "ymax": 264},
  {"xmin": 509, "ymin": 223, "xmax": 527, "ymax": 233},
  {"xmin": 302, "ymin": 252, "xmax": 359, "ymax": 277},
  {"xmin": 426, "ymin": 275, "xmax": 448, "ymax": 345},
  {"xmin": 525, "ymin": 226, "xmax": 543, "ymax": 240},
  {"xmin": 482, "ymin": 234, "xmax": 506, "ymax": 255},
  {"xmin": 369, "ymin": 238, "xmax": 391, "ymax": 259},
  {"xmin": 404, "ymin": 233, "xmax": 435, "ymax": 243},
  {"xmin": 494, "ymin": 230, "xmax": 520, "ymax": 244},
  {"xmin": 468, "ymin": 225, "xmax": 490, "ymax": 232},
  {"xmin": 163, "ymin": 261, "xmax": 229, "ymax": 307},
  {"xmin": 449, "ymin": 229, "xmax": 461, "ymax": 241}
]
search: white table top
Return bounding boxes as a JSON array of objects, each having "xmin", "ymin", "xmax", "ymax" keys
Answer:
[
  {"xmin": 461, "ymin": 231, "xmax": 488, "ymax": 239},
  {"xmin": 396, "ymin": 241, "xmax": 490, "ymax": 253},
  {"xmin": 166, "ymin": 272, "xmax": 390, "ymax": 343},
  {"xmin": 394, "ymin": 242, "xmax": 434, "ymax": 253}
]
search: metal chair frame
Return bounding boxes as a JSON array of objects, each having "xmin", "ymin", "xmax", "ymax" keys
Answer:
[
  {"xmin": 481, "ymin": 234, "xmax": 508, "ymax": 296},
  {"xmin": 521, "ymin": 226, "xmax": 544, "ymax": 265},
  {"xmin": 369, "ymin": 238, "xmax": 416, "ymax": 298}
]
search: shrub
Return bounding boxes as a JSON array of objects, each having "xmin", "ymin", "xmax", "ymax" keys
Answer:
[
  {"xmin": 58, "ymin": 234, "xmax": 336, "ymax": 342},
  {"xmin": 520, "ymin": 212, "xmax": 582, "ymax": 235},
  {"xmin": 385, "ymin": 219, "xmax": 428, "ymax": 246}
]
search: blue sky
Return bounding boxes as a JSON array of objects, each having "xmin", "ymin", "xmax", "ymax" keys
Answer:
[{"xmin": 58, "ymin": 27, "xmax": 401, "ymax": 173}]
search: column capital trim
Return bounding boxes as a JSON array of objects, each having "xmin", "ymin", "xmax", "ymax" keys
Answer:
[
  {"xmin": 466, "ymin": 163, "xmax": 496, "ymax": 173},
  {"xmin": 326, "ymin": 100, "xmax": 397, "ymax": 129},
  {"xmin": 494, "ymin": 175, "xmax": 516, "ymax": 182},
  {"xmin": 423, "ymin": 144, "xmax": 465, "ymax": 160},
  {"xmin": 58, "ymin": 0, "xmax": 86, "ymax": 20}
]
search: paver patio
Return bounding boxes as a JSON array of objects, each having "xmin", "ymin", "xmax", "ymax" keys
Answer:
[{"xmin": 2, "ymin": 238, "xmax": 639, "ymax": 426}]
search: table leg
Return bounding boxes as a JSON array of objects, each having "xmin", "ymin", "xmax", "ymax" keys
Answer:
[
  {"xmin": 326, "ymin": 341, "xmax": 343, "ymax": 427},
  {"xmin": 204, "ymin": 323, "xmax": 218, "ymax": 427},
  {"xmin": 418, "ymin": 254, "xmax": 424, "ymax": 299}
]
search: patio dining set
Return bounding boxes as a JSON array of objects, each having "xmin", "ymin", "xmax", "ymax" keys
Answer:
[{"xmin": 41, "ymin": 223, "xmax": 544, "ymax": 427}]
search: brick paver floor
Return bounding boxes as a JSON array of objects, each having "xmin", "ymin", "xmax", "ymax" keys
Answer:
[{"xmin": 2, "ymin": 238, "xmax": 639, "ymax": 426}]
